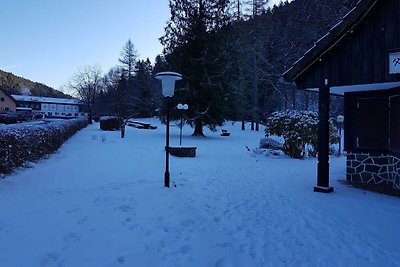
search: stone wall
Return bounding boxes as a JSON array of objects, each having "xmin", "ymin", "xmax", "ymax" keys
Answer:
[{"xmin": 347, "ymin": 152, "xmax": 400, "ymax": 190}]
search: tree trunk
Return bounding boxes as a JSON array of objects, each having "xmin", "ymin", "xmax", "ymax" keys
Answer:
[
  {"xmin": 121, "ymin": 125, "xmax": 125, "ymax": 138},
  {"xmin": 192, "ymin": 118, "xmax": 205, "ymax": 136},
  {"xmin": 241, "ymin": 119, "xmax": 245, "ymax": 130},
  {"xmin": 256, "ymin": 121, "xmax": 259, "ymax": 131},
  {"xmin": 251, "ymin": 51, "xmax": 258, "ymax": 131},
  {"xmin": 305, "ymin": 92, "xmax": 310, "ymax": 111},
  {"xmin": 292, "ymin": 88, "xmax": 297, "ymax": 110},
  {"xmin": 88, "ymin": 107, "xmax": 93, "ymax": 124}
]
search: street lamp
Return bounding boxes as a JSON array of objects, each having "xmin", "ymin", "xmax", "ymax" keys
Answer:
[
  {"xmin": 337, "ymin": 115, "xmax": 344, "ymax": 156},
  {"xmin": 177, "ymin": 103, "xmax": 189, "ymax": 146},
  {"xmin": 155, "ymin": 72, "xmax": 182, "ymax": 188}
]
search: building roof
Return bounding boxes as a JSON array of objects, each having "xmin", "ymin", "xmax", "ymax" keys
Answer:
[
  {"xmin": 283, "ymin": 0, "xmax": 379, "ymax": 81},
  {"xmin": 11, "ymin": 95, "xmax": 82, "ymax": 105},
  {"xmin": 0, "ymin": 88, "xmax": 17, "ymax": 104}
]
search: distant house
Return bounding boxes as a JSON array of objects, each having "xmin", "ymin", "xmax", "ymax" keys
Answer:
[
  {"xmin": 0, "ymin": 88, "xmax": 17, "ymax": 112},
  {"xmin": 283, "ymin": 0, "xmax": 400, "ymax": 192},
  {"xmin": 11, "ymin": 95, "xmax": 86, "ymax": 118}
]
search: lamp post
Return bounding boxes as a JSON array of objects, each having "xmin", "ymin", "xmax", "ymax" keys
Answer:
[
  {"xmin": 337, "ymin": 115, "xmax": 344, "ymax": 156},
  {"xmin": 177, "ymin": 103, "xmax": 189, "ymax": 146},
  {"xmin": 155, "ymin": 72, "xmax": 182, "ymax": 188}
]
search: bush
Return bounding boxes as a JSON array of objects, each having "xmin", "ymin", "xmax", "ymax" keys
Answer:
[
  {"xmin": 265, "ymin": 110, "xmax": 339, "ymax": 159},
  {"xmin": 0, "ymin": 117, "xmax": 88, "ymax": 174},
  {"xmin": 100, "ymin": 116, "xmax": 120, "ymax": 131},
  {"xmin": 259, "ymin": 137, "xmax": 283, "ymax": 150}
]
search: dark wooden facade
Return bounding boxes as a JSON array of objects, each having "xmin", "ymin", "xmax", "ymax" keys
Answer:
[
  {"xmin": 287, "ymin": 0, "xmax": 400, "ymax": 89},
  {"xmin": 283, "ymin": 0, "xmax": 400, "ymax": 192}
]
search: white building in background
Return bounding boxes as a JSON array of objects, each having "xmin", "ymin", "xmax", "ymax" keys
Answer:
[{"xmin": 11, "ymin": 95, "xmax": 86, "ymax": 118}]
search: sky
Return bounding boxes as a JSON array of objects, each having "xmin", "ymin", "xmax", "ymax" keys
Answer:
[{"xmin": 0, "ymin": 0, "xmax": 283, "ymax": 93}]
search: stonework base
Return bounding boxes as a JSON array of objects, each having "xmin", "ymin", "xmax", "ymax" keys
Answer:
[{"xmin": 347, "ymin": 152, "xmax": 400, "ymax": 191}]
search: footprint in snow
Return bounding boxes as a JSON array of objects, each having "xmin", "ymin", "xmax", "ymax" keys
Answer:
[
  {"xmin": 63, "ymin": 232, "xmax": 81, "ymax": 243},
  {"xmin": 117, "ymin": 256, "xmax": 125, "ymax": 264},
  {"xmin": 115, "ymin": 204, "xmax": 133, "ymax": 213},
  {"xmin": 180, "ymin": 245, "xmax": 192, "ymax": 254},
  {"xmin": 40, "ymin": 252, "xmax": 62, "ymax": 267},
  {"xmin": 216, "ymin": 242, "xmax": 232, "ymax": 248},
  {"xmin": 215, "ymin": 258, "xmax": 234, "ymax": 267}
]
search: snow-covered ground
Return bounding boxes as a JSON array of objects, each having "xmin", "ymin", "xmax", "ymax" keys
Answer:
[{"xmin": 0, "ymin": 119, "xmax": 399, "ymax": 267}]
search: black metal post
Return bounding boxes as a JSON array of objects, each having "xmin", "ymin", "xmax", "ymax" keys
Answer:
[
  {"xmin": 314, "ymin": 84, "xmax": 334, "ymax": 193},
  {"xmin": 338, "ymin": 125, "xmax": 342, "ymax": 156},
  {"xmin": 165, "ymin": 97, "xmax": 170, "ymax": 188},
  {"xmin": 180, "ymin": 115, "xmax": 183, "ymax": 146}
]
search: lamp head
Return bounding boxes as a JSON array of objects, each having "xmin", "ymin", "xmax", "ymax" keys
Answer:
[
  {"xmin": 177, "ymin": 103, "xmax": 189, "ymax": 110},
  {"xmin": 155, "ymin": 72, "xmax": 182, "ymax": 97}
]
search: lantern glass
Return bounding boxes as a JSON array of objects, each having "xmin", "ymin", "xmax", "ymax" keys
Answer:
[{"xmin": 155, "ymin": 72, "xmax": 182, "ymax": 97}]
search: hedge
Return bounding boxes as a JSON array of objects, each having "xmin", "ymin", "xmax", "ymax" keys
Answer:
[
  {"xmin": 100, "ymin": 116, "xmax": 121, "ymax": 131},
  {"xmin": 0, "ymin": 117, "xmax": 88, "ymax": 174}
]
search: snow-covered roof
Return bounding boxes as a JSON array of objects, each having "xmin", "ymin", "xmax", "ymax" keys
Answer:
[{"xmin": 11, "ymin": 95, "xmax": 82, "ymax": 105}]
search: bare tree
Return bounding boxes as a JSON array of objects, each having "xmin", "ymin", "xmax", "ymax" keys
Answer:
[{"xmin": 68, "ymin": 65, "xmax": 102, "ymax": 124}]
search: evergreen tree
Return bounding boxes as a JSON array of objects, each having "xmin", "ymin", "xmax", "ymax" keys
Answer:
[
  {"xmin": 119, "ymin": 39, "xmax": 138, "ymax": 82},
  {"xmin": 134, "ymin": 59, "xmax": 156, "ymax": 117},
  {"xmin": 162, "ymin": 0, "xmax": 234, "ymax": 136}
]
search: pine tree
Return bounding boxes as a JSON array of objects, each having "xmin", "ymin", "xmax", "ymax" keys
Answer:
[
  {"xmin": 119, "ymin": 39, "xmax": 138, "ymax": 82},
  {"xmin": 135, "ymin": 59, "xmax": 155, "ymax": 117},
  {"xmin": 161, "ymin": 0, "xmax": 234, "ymax": 136}
]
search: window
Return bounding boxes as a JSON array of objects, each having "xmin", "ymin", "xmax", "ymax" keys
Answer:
[
  {"xmin": 0, "ymin": 97, "xmax": 4, "ymax": 102},
  {"xmin": 356, "ymin": 97, "xmax": 388, "ymax": 150},
  {"xmin": 5, "ymin": 107, "xmax": 9, "ymax": 111}
]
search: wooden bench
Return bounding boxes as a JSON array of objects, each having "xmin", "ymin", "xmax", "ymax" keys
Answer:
[
  {"xmin": 221, "ymin": 129, "xmax": 230, "ymax": 136},
  {"xmin": 127, "ymin": 121, "xmax": 157, "ymax": 130}
]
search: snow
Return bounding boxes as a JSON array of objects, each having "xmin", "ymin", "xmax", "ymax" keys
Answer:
[
  {"xmin": 12, "ymin": 95, "xmax": 81, "ymax": 105},
  {"xmin": 0, "ymin": 119, "xmax": 400, "ymax": 267}
]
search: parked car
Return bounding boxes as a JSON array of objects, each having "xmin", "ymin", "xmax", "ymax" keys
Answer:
[
  {"xmin": 0, "ymin": 112, "xmax": 18, "ymax": 124},
  {"xmin": 16, "ymin": 107, "xmax": 33, "ymax": 121}
]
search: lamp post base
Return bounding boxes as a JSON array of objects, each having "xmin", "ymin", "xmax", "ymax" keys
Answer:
[
  {"xmin": 314, "ymin": 186, "xmax": 334, "ymax": 193},
  {"xmin": 164, "ymin": 171, "xmax": 170, "ymax": 188}
]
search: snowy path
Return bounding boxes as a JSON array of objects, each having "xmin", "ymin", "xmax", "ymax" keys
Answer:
[{"xmin": 0, "ymin": 120, "xmax": 400, "ymax": 267}]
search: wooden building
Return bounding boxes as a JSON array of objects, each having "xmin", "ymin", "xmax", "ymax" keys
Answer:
[
  {"xmin": 0, "ymin": 88, "xmax": 17, "ymax": 112},
  {"xmin": 283, "ymin": 0, "xmax": 400, "ymax": 192}
]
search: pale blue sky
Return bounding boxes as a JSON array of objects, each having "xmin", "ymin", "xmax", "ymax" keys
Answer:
[{"xmin": 0, "ymin": 0, "xmax": 282, "ymax": 92}]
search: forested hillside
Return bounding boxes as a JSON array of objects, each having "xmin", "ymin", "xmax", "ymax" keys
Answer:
[{"xmin": 0, "ymin": 70, "xmax": 71, "ymax": 98}]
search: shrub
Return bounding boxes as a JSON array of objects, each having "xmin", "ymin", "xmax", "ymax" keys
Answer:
[
  {"xmin": 0, "ymin": 117, "xmax": 88, "ymax": 174},
  {"xmin": 265, "ymin": 110, "xmax": 338, "ymax": 159},
  {"xmin": 100, "ymin": 116, "xmax": 120, "ymax": 131}
]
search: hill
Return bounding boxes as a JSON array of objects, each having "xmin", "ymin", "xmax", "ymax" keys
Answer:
[{"xmin": 0, "ymin": 69, "xmax": 71, "ymax": 98}]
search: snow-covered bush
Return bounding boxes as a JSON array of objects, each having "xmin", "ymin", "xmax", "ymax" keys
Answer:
[
  {"xmin": 259, "ymin": 137, "xmax": 283, "ymax": 150},
  {"xmin": 100, "ymin": 116, "xmax": 120, "ymax": 131},
  {"xmin": 0, "ymin": 118, "xmax": 88, "ymax": 174},
  {"xmin": 265, "ymin": 111, "xmax": 339, "ymax": 159}
]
